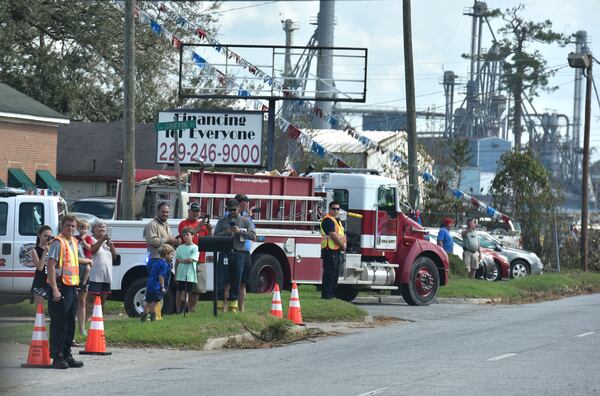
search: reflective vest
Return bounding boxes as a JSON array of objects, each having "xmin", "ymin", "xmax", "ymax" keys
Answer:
[
  {"xmin": 55, "ymin": 234, "xmax": 80, "ymax": 286},
  {"xmin": 320, "ymin": 214, "xmax": 345, "ymax": 250}
]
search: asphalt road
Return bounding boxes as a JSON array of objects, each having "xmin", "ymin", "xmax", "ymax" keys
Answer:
[{"xmin": 2, "ymin": 294, "xmax": 599, "ymax": 395}]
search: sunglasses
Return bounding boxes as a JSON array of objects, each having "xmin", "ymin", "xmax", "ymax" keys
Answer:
[{"xmin": 331, "ymin": 207, "xmax": 341, "ymax": 211}]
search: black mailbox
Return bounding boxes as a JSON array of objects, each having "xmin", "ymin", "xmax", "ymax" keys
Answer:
[
  {"xmin": 198, "ymin": 236, "xmax": 233, "ymax": 317},
  {"xmin": 197, "ymin": 236, "xmax": 233, "ymax": 252}
]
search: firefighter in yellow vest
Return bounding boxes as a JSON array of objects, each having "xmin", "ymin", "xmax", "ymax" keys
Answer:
[
  {"xmin": 320, "ymin": 201, "xmax": 347, "ymax": 299},
  {"xmin": 47, "ymin": 214, "xmax": 91, "ymax": 369}
]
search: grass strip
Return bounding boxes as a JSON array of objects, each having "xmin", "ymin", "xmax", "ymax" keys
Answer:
[
  {"xmin": 0, "ymin": 286, "xmax": 367, "ymax": 348},
  {"xmin": 439, "ymin": 271, "xmax": 600, "ymax": 302}
]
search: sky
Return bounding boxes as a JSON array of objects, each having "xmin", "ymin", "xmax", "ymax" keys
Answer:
[{"xmin": 203, "ymin": 0, "xmax": 600, "ymax": 162}]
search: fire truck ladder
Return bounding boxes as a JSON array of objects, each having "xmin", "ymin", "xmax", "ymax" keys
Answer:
[{"xmin": 182, "ymin": 193, "xmax": 325, "ymax": 227}]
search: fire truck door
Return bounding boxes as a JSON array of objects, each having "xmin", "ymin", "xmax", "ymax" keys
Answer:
[
  {"xmin": 0, "ymin": 199, "xmax": 14, "ymax": 290},
  {"xmin": 375, "ymin": 185, "xmax": 398, "ymax": 250},
  {"xmin": 13, "ymin": 201, "xmax": 43, "ymax": 291}
]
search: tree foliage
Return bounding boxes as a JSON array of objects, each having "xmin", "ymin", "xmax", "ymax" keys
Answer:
[
  {"xmin": 487, "ymin": 4, "xmax": 568, "ymax": 150},
  {"xmin": 422, "ymin": 138, "xmax": 473, "ymax": 226},
  {"xmin": 489, "ymin": 151, "xmax": 562, "ymax": 254},
  {"xmin": 0, "ymin": 0, "xmax": 222, "ymax": 122}
]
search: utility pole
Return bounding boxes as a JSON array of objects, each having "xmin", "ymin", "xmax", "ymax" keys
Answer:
[
  {"xmin": 403, "ymin": 0, "xmax": 419, "ymax": 208},
  {"xmin": 122, "ymin": 0, "xmax": 136, "ymax": 220},
  {"xmin": 313, "ymin": 0, "xmax": 335, "ymax": 129},
  {"xmin": 581, "ymin": 53, "xmax": 592, "ymax": 272}
]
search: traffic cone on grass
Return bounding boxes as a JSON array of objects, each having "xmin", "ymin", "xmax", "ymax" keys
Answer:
[
  {"xmin": 287, "ymin": 282, "xmax": 304, "ymax": 325},
  {"xmin": 270, "ymin": 283, "xmax": 283, "ymax": 318},
  {"xmin": 21, "ymin": 304, "xmax": 51, "ymax": 368},
  {"xmin": 80, "ymin": 296, "xmax": 112, "ymax": 355}
]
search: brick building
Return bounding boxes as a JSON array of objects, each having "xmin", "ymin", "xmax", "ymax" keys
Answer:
[{"xmin": 0, "ymin": 82, "xmax": 69, "ymax": 191}]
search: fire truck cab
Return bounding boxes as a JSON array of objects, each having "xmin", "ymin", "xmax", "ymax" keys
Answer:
[{"xmin": 310, "ymin": 170, "xmax": 449, "ymax": 305}]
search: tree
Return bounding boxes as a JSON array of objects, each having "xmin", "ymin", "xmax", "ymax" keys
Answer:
[
  {"xmin": 422, "ymin": 138, "xmax": 473, "ymax": 226},
  {"xmin": 489, "ymin": 151, "xmax": 562, "ymax": 254},
  {"xmin": 0, "ymin": 0, "xmax": 222, "ymax": 122},
  {"xmin": 489, "ymin": 5, "xmax": 568, "ymax": 150}
]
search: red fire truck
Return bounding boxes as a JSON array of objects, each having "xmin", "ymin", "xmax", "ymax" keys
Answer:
[
  {"xmin": 181, "ymin": 168, "xmax": 449, "ymax": 305},
  {"xmin": 1, "ymin": 169, "xmax": 449, "ymax": 316}
]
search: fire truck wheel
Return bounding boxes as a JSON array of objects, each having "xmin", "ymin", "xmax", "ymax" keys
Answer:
[
  {"xmin": 247, "ymin": 254, "xmax": 283, "ymax": 294},
  {"xmin": 124, "ymin": 277, "xmax": 175, "ymax": 317},
  {"xmin": 401, "ymin": 257, "xmax": 439, "ymax": 306},
  {"xmin": 335, "ymin": 285, "xmax": 359, "ymax": 302}
]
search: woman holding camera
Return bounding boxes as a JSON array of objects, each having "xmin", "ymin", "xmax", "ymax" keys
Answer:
[
  {"xmin": 86, "ymin": 220, "xmax": 117, "ymax": 313},
  {"xmin": 30, "ymin": 225, "xmax": 53, "ymax": 306}
]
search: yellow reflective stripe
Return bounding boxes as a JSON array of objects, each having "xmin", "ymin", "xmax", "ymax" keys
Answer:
[
  {"xmin": 320, "ymin": 214, "xmax": 344, "ymax": 250},
  {"xmin": 56, "ymin": 235, "xmax": 80, "ymax": 286}
]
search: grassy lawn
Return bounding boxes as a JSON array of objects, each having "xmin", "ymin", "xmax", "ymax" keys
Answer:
[
  {"xmin": 439, "ymin": 271, "xmax": 600, "ymax": 302},
  {"xmin": 0, "ymin": 286, "xmax": 367, "ymax": 348}
]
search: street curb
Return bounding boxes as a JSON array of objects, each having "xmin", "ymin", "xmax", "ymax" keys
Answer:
[
  {"xmin": 203, "ymin": 315, "xmax": 376, "ymax": 350},
  {"xmin": 203, "ymin": 332, "xmax": 255, "ymax": 351},
  {"xmin": 353, "ymin": 296, "xmax": 493, "ymax": 305}
]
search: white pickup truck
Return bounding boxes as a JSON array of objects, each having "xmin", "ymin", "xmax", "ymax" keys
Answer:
[{"xmin": 0, "ymin": 189, "xmax": 195, "ymax": 316}]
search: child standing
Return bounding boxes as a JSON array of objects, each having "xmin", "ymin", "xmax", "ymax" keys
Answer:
[
  {"xmin": 174, "ymin": 228, "xmax": 199, "ymax": 314},
  {"xmin": 141, "ymin": 244, "xmax": 173, "ymax": 322},
  {"xmin": 75, "ymin": 219, "xmax": 93, "ymax": 337}
]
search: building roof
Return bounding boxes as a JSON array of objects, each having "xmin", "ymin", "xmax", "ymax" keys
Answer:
[
  {"xmin": 310, "ymin": 129, "xmax": 404, "ymax": 154},
  {"xmin": 57, "ymin": 122, "xmax": 163, "ymax": 179},
  {"xmin": 0, "ymin": 82, "xmax": 70, "ymax": 124}
]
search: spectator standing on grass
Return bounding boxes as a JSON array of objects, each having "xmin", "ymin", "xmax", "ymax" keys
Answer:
[
  {"xmin": 46, "ymin": 214, "xmax": 86, "ymax": 369},
  {"xmin": 437, "ymin": 217, "xmax": 455, "ymax": 255},
  {"xmin": 143, "ymin": 202, "xmax": 179, "ymax": 319},
  {"xmin": 233, "ymin": 193, "xmax": 254, "ymax": 312},
  {"xmin": 141, "ymin": 244, "xmax": 174, "ymax": 322},
  {"xmin": 174, "ymin": 227, "xmax": 199, "ymax": 314},
  {"xmin": 75, "ymin": 219, "xmax": 93, "ymax": 338},
  {"xmin": 178, "ymin": 202, "xmax": 211, "ymax": 312},
  {"xmin": 214, "ymin": 199, "xmax": 256, "ymax": 313},
  {"xmin": 461, "ymin": 219, "xmax": 481, "ymax": 279},
  {"xmin": 30, "ymin": 225, "xmax": 53, "ymax": 306},
  {"xmin": 87, "ymin": 220, "xmax": 117, "ymax": 315}
]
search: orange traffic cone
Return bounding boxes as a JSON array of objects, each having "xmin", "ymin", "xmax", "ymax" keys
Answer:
[
  {"xmin": 21, "ymin": 304, "xmax": 51, "ymax": 368},
  {"xmin": 80, "ymin": 296, "xmax": 112, "ymax": 355},
  {"xmin": 287, "ymin": 282, "xmax": 304, "ymax": 325},
  {"xmin": 270, "ymin": 283, "xmax": 283, "ymax": 317}
]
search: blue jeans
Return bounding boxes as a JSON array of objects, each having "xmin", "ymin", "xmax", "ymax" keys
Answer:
[{"xmin": 217, "ymin": 251, "xmax": 245, "ymax": 301}]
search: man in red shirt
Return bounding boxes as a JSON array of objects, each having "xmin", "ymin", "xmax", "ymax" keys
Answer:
[{"xmin": 178, "ymin": 202, "xmax": 211, "ymax": 312}]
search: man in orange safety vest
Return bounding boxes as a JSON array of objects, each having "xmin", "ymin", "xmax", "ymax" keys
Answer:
[{"xmin": 47, "ymin": 214, "xmax": 91, "ymax": 369}]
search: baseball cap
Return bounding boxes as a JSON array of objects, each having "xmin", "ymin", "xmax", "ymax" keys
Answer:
[
  {"xmin": 234, "ymin": 193, "xmax": 249, "ymax": 202},
  {"xmin": 442, "ymin": 217, "xmax": 455, "ymax": 226},
  {"xmin": 190, "ymin": 202, "xmax": 201, "ymax": 211}
]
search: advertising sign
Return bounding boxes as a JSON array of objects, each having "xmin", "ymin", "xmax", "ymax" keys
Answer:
[{"xmin": 157, "ymin": 110, "xmax": 264, "ymax": 166}]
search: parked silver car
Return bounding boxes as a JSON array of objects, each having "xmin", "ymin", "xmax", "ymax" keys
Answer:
[{"xmin": 477, "ymin": 231, "xmax": 543, "ymax": 278}]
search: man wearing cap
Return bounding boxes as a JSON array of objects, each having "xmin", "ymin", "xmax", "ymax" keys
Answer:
[
  {"xmin": 437, "ymin": 217, "xmax": 454, "ymax": 255},
  {"xmin": 234, "ymin": 193, "xmax": 254, "ymax": 312},
  {"xmin": 178, "ymin": 202, "xmax": 212, "ymax": 312},
  {"xmin": 214, "ymin": 199, "xmax": 256, "ymax": 312}
]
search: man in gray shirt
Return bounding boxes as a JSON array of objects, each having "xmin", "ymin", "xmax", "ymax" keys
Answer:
[
  {"xmin": 461, "ymin": 218, "xmax": 481, "ymax": 279},
  {"xmin": 214, "ymin": 199, "xmax": 256, "ymax": 312}
]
